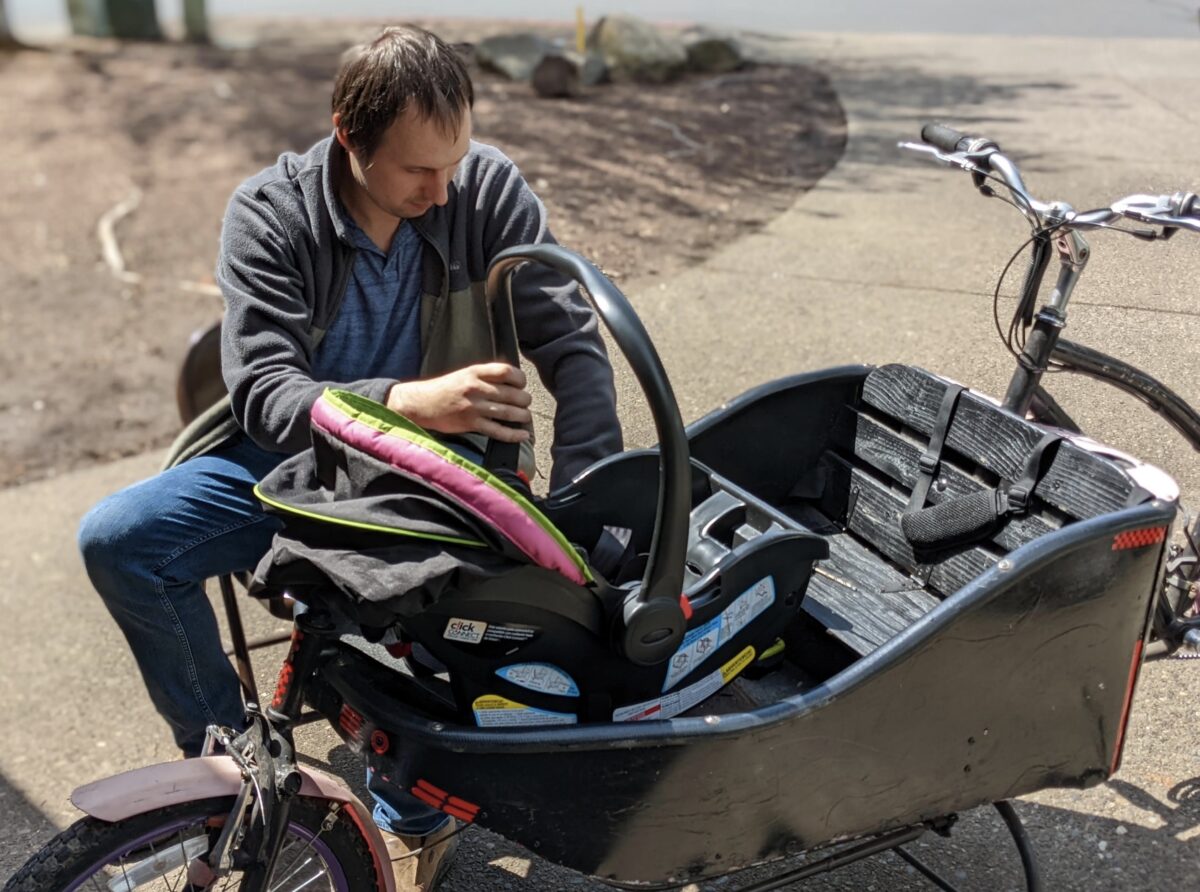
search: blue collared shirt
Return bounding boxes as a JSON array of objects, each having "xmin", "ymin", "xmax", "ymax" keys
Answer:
[{"xmin": 312, "ymin": 212, "xmax": 424, "ymax": 383}]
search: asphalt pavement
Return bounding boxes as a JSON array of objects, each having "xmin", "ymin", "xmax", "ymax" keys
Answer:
[{"xmin": 2, "ymin": 28, "xmax": 1199, "ymax": 892}]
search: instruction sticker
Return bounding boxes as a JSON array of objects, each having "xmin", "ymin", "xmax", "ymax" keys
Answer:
[
  {"xmin": 443, "ymin": 617, "xmax": 487, "ymax": 644},
  {"xmin": 614, "ymin": 646, "xmax": 756, "ymax": 723},
  {"xmin": 472, "ymin": 695, "xmax": 577, "ymax": 727},
  {"xmin": 495, "ymin": 663, "xmax": 580, "ymax": 698},
  {"xmin": 481, "ymin": 623, "xmax": 538, "ymax": 644},
  {"xmin": 663, "ymin": 576, "xmax": 774, "ymax": 691}
]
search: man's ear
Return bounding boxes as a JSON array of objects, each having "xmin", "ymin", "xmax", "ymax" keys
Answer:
[{"xmin": 332, "ymin": 113, "xmax": 354, "ymax": 154}]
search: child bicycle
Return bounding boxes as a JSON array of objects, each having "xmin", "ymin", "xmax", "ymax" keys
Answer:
[{"xmin": 4, "ymin": 125, "xmax": 1199, "ymax": 892}]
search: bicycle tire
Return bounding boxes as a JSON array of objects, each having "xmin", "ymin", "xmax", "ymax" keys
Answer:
[{"xmin": 3, "ymin": 795, "xmax": 381, "ymax": 892}]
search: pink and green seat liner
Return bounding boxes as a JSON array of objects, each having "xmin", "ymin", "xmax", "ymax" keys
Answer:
[{"xmin": 299, "ymin": 389, "xmax": 592, "ymax": 586}]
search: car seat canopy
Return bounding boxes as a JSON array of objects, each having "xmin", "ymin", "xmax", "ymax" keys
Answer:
[{"xmin": 309, "ymin": 389, "xmax": 590, "ymax": 585}]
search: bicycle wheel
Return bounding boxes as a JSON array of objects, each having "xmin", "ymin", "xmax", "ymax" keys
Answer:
[{"xmin": 3, "ymin": 795, "xmax": 380, "ymax": 892}]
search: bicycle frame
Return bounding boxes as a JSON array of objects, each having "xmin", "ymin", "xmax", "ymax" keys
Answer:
[{"xmin": 1001, "ymin": 224, "xmax": 1090, "ymax": 415}]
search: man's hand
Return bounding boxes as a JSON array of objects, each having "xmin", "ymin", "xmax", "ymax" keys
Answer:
[{"xmin": 385, "ymin": 363, "xmax": 532, "ymax": 443}]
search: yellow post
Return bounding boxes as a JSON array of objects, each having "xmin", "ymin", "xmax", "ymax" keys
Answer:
[{"xmin": 576, "ymin": 5, "xmax": 586, "ymax": 53}]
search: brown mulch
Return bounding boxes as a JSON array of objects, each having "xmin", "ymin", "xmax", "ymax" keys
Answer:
[{"xmin": 0, "ymin": 19, "xmax": 846, "ymax": 490}]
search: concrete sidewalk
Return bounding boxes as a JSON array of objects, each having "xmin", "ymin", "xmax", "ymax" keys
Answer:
[{"xmin": 2, "ymin": 31, "xmax": 1198, "ymax": 891}]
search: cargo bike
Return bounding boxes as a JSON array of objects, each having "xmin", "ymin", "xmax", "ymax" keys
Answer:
[{"xmin": 6, "ymin": 125, "xmax": 1199, "ymax": 892}]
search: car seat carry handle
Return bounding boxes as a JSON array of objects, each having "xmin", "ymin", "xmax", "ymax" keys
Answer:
[
  {"xmin": 487, "ymin": 245, "xmax": 689, "ymax": 665},
  {"xmin": 483, "ymin": 274, "xmax": 523, "ymax": 477}
]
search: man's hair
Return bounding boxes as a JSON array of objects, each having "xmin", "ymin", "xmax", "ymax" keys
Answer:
[{"xmin": 332, "ymin": 25, "xmax": 474, "ymax": 159}]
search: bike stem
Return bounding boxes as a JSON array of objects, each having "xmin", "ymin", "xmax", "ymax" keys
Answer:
[{"xmin": 1002, "ymin": 225, "xmax": 1090, "ymax": 415}]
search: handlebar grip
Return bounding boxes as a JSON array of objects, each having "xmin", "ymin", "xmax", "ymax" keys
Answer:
[
  {"xmin": 921, "ymin": 122, "xmax": 970, "ymax": 153},
  {"xmin": 1184, "ymin": 192, "xmax": 1200, "ymax": 218}
]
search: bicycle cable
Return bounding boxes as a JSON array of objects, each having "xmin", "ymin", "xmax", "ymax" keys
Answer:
[
  {"xmin": 990, "ymin": 222, "xmax": 1070, "ymax": 369},
  {"xmin": 988, "ymin": 206, "xmax": 1173, "ymax": 370}
]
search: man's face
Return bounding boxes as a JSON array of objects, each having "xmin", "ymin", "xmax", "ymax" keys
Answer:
[{"xmin": 338, "ymin": 105, "xmax": 471, "ymax": 219}]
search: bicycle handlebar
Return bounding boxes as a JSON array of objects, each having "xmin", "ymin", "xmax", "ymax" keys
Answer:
[
  {"xmin": 912, "ymin": 123, "xmax": 1200, "ymax": 235},
  {"xmin": 920, "ymin": 122, "xmax": 999, "ymax": 155},
  {"xmin": 920, "ymin": 122, "xmax": 970, "ymax": 153}
]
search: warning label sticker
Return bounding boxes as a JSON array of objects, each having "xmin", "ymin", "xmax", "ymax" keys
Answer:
[
  {"xmin": 481, "ymin": 624, "xmax": 538, "ymax": 644},
  {"xmin": 662, "ymin": 576, "xmax": 774, "ymax": 691},
  {"xmin": 614, "ymin": 645, "xmax": 756, "ymax": 723},
  {"xmin": 472, "ymin": 695, "xmax": 578, "ymax": 727},
  {"xmin": 443, "ymin": 617, "xmax": 487, "ymax": 644},
  {"xmin": 495, "ymin": 663, "xmax": 580, "ymax": 698}
]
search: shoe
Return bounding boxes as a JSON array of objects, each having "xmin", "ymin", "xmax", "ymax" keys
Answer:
[{"xmin": 384, "ymin": 818, "xmax": 459, "ymax": 891}]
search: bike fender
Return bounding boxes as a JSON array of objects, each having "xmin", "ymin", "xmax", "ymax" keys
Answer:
[{"xmin": 71, "ymin": 756, "xmax": 397, "ymax": 892}]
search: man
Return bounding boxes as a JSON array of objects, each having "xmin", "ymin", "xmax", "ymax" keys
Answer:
[{"xmin": 78, "ymin": 24, "xmax": 621, "ymax": 891}]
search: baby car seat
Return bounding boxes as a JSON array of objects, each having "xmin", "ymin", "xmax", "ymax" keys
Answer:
[{"xmin": 253, "ymin": 388, "xmax": 827, "ymax": 726}]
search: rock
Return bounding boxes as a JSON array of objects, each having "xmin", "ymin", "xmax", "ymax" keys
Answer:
[
  {"xmin": 475, "ymin": 32, "xmax": 556, "ymax": 82},
  {"xmin": 587, "ymin": 15, "xmax": 688, "ymax": 84},
  {"xmin": 684, "ymin": 32, "xmax": 747, "ymax": 74},
  {"xmin": 531, "ymin": 50, "xmax": 607, "ymax": 98}
]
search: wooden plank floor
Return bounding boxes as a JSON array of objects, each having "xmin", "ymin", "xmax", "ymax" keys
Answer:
[{"xmin": 787, "ymin": 504, "xmax": 941, "ymax": 655}]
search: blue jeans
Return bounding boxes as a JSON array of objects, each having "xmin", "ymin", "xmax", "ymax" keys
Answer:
[{"xmin": 77, "ymin": 434, "xmax": 446, "ymax": 835}]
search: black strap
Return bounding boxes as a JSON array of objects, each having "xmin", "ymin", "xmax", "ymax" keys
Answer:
[
  {"xmin": 590, "ymin": 526, "xmax": 635, "ymax": 580},
  {"xmin": 901, "ymin": 431, "xmax": 1063, "ymax": 551},
  {"xmin": 1004, "ymin": 431, "xmax": 1062, "ymax": 513},
  {"xmin": 907, "ymin": 384, "xmax": 965, "ymax": 512}
]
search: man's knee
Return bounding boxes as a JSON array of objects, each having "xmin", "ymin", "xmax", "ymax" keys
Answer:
[{"xmin": 77, "ymin": 486, "xmax": 158, "ymax": 587}]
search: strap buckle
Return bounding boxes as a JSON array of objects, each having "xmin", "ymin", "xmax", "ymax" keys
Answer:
[
  {"xmin": 918, "ymin": 453, "xmax": 940, "ymax": 476},
  {"xmin": 1006, "ymin": 484, "xmax": 1031, "ymax": 514}
]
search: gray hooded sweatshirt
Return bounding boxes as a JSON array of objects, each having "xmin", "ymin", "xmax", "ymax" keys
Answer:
[{"xmin": 216, "ymin": 136, "xmax": 622, "ymax": 489}]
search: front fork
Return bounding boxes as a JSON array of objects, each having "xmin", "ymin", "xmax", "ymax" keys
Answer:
[{"xmin": 201, "ymin": 609, "xmax": 338, "ymax": 889}]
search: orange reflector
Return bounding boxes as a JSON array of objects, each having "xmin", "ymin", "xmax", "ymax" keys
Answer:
[
  {"xmin": 679, "ymin": 594, "xmax": 693, "ymax": 621},
  {"xmin": 1112, "ymin": 527, "xmax": 1167, "ymax": 551},
  {"xmin": 447, "ymin": 795, "xmax": 481, "ymax": 817},
  {"xmin": 338, "ymin": 704, "xmax": 364, "ymax": 741},
  {"xmin": 410, "ymin": 780, "xmax": 481, "ymax": 823},
  {"xmin": 411, "ymin": 786, "xmax": 442, "ymax": 809},
  {"xmin": 270, "ymin": 629, "xmax": 304, "ymax": 710},
  {"xmin": 444, "ymin": 805, "xmax": 477, "ymax": 823},
  {"xmin": 415, "ymin": 778, "xmax": 449, "ymax": 801},
  {"xmin": 370, "ymin": 729, "xmax": 390, "ymax": 755},
  {"xmin": 1110, "ymin": 639, "xmax": 1144, "ymax": 776}
]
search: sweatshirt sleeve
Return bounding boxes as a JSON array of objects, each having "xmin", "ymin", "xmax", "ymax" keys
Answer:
[
  {"xmin": 478, "ymin": 157, "xmax": 624, "ymax": 489},
  {"xmin": 217, "ymin": 184, "xmax": 395, "ymax": 454}
]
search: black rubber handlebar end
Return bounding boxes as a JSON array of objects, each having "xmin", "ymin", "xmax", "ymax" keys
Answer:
[{"xmin": 921, "ymin": 122, "xmax": 969, "ymax": 153}]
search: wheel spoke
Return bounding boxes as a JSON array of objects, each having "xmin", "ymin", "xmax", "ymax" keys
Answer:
[
  {"xmin": 267, "ymin": 806, "xmax": 339, "ymax": 892},
  {"xmin": 13, "ymin": 799, "xmax": 361, "ymax": 892}
]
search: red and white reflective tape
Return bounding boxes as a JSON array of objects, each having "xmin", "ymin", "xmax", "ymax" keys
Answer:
[{"xmin": 1111, "ymin": 527, "xmax": 1167, "ymax": 551}]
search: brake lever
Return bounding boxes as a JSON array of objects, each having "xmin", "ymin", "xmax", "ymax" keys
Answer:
[
  {"xmin": 897, "ymin": 141, "xmax": 984, "ymax": 175},
  {"xmin": 1112, "ymin": 194, "xmax": 1200, "ymax": 234}
]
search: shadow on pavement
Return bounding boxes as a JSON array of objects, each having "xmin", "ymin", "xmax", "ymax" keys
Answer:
[
  {"xmin": 0, "ymin": 774, "xmax": 64, "ymax": 880},
  {"xmin": 791, "ymin": 52, "xmax": 1096, "ymax": 205}
]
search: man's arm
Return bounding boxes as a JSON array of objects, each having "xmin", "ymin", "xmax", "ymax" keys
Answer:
[
  {"xmin": 477, "ymin": 156, "xmax": 624, "ymax": 489},
  {"xmin": 218, "ymin": 182, "xmax": 535, "ymax": 453}
]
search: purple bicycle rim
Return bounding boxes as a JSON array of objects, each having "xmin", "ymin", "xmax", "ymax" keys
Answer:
[{"xmin": 62, "ymin": 810, "xmax": 351, "ymax": 892}]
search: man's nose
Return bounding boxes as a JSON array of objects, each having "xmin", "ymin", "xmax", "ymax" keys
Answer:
[{"xmin": 428, "ymin": 173, "xmax": 450, "ymax": 207}]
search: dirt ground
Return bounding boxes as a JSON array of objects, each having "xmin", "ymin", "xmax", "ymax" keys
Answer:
[{"xmin": 0, "ymin": 18, "xmax": 846, "ymax": 489}]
